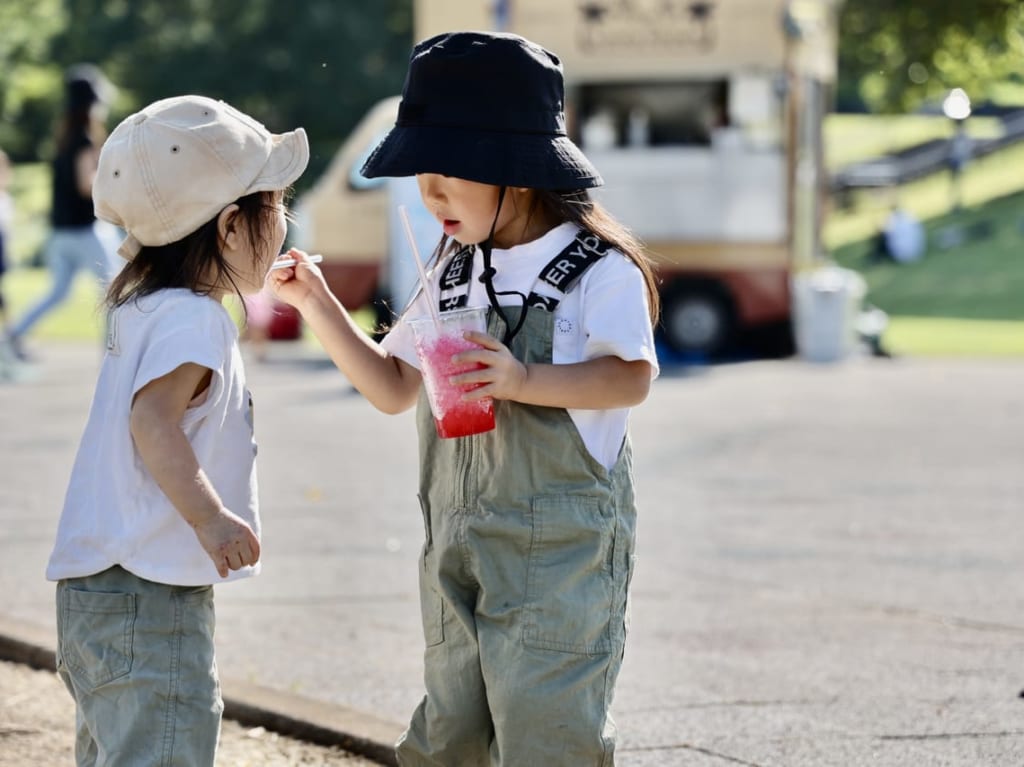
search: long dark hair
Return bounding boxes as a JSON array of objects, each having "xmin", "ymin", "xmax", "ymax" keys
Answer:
[
  {"xmin": 56, "ymin": 105, "xmax": 105, "ymax": 154},
  {"xmin": 105, "ymin": 190, "xmax": 283, "ymax": 314},
  {"xmin": 426, "ymin": 189, "xmax": 661, "ymax": 326},
  {"xmin": 534, "ymin": 190, "xmax": 660, "ymax": 325}
]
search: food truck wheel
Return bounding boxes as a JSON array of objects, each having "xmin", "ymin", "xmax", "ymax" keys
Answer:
[{"xmin": 663, "ymin": 285, "xmax": 735, "ymax": 357}]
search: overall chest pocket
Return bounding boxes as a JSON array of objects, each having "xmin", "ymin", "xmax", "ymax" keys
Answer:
[{"xmin": 522, "ymin": 494, "xmax": 616, "ymax": 654}]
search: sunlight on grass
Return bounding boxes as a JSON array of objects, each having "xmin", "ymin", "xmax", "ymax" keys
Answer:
[
  {"xmin": 825, "ymin": 140, "xmax": 1024, "ymax": 249},
  {"xmin": 824, "ymin": 114, "xmax": 1002, "ymax": 171},
  {"xmin": 2, "ymin": 268, "xmax": 371, "ymax": 348},
  {"xmin": 7, "ymin": 162, "xmax": 50, "ymax": 266},
  {"xmin": 886, "ymin": 317, "xmax": 1024, "ymax": 357},
  {"xmin": 832, "ymin": 190, "xmax": 1024, "ymax": 323},
  {"xmin": 3, "ymin": 268, "xmax": 107, "ymax": 342}
]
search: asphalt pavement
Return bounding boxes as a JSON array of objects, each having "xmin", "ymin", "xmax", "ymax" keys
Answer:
[{"xmin": 2, "ymin": 340, "xmax": 1023, "ymax": 766}]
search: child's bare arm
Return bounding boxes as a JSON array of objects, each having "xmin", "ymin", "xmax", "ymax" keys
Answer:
[
  {"xmin": 268, "ymin": 249, "xmax": 421, "ymax": 413},
  {"xmin": 300, "ymin": 288, "xmax": 421, "ymax": 412},
  {"xmin": 130, "ymin": 362, "xmax": 260, "ymax": 578},
  {"xmin": 456, "ymin": 332, "xmax": 652, "ymax": 409}
]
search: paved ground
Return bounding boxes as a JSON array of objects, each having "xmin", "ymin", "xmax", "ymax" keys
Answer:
[
  {"xmin": 2, "ymin": 340, "xmax": 1024, "ymax": 765},
  {"xmin": 0, "ymin": 659, "xmax": 376, "ymax": 766}
]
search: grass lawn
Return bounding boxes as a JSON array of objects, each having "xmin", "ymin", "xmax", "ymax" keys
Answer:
[
  {"xmin": 825, "ymin": 137, "xmax": 1024, "ymax": 248},
  {"xmin": 825, "ymin": 134, "xmax": 1024, "ymax": 359},
  {"xmin": 1, "ymin": 264, "xmax": 375, "ymax": 347},
  {"xmin": 823, "ymin": 113, "xmax": 1003, "ymax": 172},
  {"xmin": 831, "ymin": 191, "xmax": 1024, "ymax": 321},
  {"xmin": 885, "ymin": 316, "xmax": 1024, "ymax": 358},
  {"xmin": 823, "ymin": 113, "xmax": 1024, "ymax": 357},
  {"xmin": 3, "ymin": 268, "xmax": 109, "ymax": 343},
  {"xmin": 7, "ymin": 162, "xmax": 50, "ymax": 267}
]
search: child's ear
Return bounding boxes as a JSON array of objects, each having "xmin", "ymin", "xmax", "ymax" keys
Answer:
[
  {"xmin": 217, "ymin": 204, "xmax": 241, "ymax": 251},
  {"xmin": 511, "ymin": 186, "xmax": 533, "ymax": 211}
]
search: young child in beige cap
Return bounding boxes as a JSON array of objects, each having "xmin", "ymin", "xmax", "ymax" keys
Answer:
[{"xmin": 45, "ymin": 94, "xmax": 308, "ymax": 766}]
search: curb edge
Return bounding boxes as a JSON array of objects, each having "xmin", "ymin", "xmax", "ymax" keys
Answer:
[{"xmin": 0, "ymin": 623, "xmax": 402, "ymax": 766}]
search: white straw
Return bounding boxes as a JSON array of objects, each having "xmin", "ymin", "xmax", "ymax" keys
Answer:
[
  {"xmin": 398, "ymin": 205, "xmax": 442, "ymax": 328},
  {"xmin": 270, "ymin": 254, "xmax": 323, "ymax": 270}
]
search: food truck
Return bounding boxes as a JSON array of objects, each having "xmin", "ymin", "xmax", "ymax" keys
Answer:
[{"xmin": 296, "ymin": 0, "xmax": 841, "ymax": 356}]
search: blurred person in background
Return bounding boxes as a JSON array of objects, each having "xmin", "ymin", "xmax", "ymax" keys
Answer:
[
  {"xmin": 883, "ymin": 204, "xmax": 925, "ymax": 264},
  {"xmin": 5, "ymin": 64, "xmax": 115, "ymax": 361},
  {"xmin": 0, "ymin": 148, "xmax": 13, "ymax": 336},
  {"xmin": 869, "ymin": 204, "xmax": 925, "ymax": 265}
]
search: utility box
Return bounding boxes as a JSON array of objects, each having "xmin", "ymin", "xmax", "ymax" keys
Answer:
[{"xmin": 791, "ymin": 266, "xmax": 866, "ymax": 363}]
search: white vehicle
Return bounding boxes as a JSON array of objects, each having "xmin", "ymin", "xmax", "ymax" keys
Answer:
[{"xmin": 297, "ymin": 0, "xmax": 841, "ymax": 356}]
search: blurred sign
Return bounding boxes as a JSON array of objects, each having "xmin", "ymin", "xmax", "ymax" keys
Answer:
[{"xmin": 418, "ymin": 0, "xmax": 795, "ymax": 79}]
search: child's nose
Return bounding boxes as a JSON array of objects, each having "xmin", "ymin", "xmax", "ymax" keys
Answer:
[{"xmin": 417, "ymin": 173, "xmax": 444, "ymax": 206}]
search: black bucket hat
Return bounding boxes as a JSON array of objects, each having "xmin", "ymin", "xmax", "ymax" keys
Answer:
[{"xmin": 361, "ymin": 30, "xmax": 602, "ymax": 190}]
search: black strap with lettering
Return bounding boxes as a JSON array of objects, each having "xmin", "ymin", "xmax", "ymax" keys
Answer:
[
  {"xmin": 435, "ymin": 229, "xmax": 613, "ymax": 318},
  {"xmin": 525, "ymin": 231, "xmax": 613, "ymax": 311},
  {"xmin": 437, "ymin": 243, "xmax": 475, "ymax": 311}
]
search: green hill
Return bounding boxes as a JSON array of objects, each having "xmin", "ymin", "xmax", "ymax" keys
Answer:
[{"xmin": 832, "ymin": 190, "xmax": 1024, "ymax": 322}]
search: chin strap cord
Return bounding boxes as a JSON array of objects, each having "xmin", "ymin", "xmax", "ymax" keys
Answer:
[{"xmin": 478, "ymin": 185, "xmax": 528, "ymax": 345}]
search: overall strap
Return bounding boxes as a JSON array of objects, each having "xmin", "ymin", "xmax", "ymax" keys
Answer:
[
  {"xmin": 437, "ymin": 242, "xmax": 476, "ymax": 312},
  {"xmin": 526, "ymin": 230, "xmax": 614, "ymax": 312},
  {"xmin": 434, "ymin": 229, "xmax": 614, "ymax": 314}
]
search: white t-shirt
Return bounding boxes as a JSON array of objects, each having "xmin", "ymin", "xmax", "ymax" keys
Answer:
[
  {"xmin": 47, "ymin": 289, "xmax": 261, "ymax": 586},
  {"xmin": 382, "ymin": 222, "xmax": 659, "ymax": 470}
]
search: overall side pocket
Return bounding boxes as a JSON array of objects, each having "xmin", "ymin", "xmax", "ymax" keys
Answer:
[{"xmin": 523, "ymin": 494, "xmax": 616, "ymax": 654}]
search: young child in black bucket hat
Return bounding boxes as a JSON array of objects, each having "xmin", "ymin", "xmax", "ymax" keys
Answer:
[{"xmin": 270, "ymin": 30, "xmax": 660, "ymax": 765}]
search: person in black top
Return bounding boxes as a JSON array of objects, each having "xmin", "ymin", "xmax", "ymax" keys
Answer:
[{"xmin": 5, "ymin": 64, "xmax": 115, "ymax": 361}]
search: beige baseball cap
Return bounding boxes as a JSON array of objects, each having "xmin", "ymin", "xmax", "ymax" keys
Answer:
[{"xmin": 93, "ymin": 95, "xmax": 309, "ymax": 259}]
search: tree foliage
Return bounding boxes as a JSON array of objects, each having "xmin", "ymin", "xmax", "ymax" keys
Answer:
[
  {"xmin": 0, "ymin": 0, "xmax": 68, "ymax": 159},
  {"xmin": 2, "ymin": 0, "xmax": 1022, "ymax": 169},
  {"xmin": 838, "ymin": 0, "xmax": 1024, "ymax": 112},
  {"xmin": 1, "ymin": 0, "xmax": 413, "ymax": 182}
]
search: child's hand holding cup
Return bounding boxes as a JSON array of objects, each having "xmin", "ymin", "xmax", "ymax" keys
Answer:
[{"xmin": 410, "ymin": 307, "xmax": 496, "ymax": 439}]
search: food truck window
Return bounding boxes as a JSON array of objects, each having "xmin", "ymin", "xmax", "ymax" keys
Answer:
[{"xmin": 576, "ymin": 81, "xmax": 729, "ymax": 147}]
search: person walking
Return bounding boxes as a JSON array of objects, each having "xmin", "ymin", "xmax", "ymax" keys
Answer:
[
  {"xmin": 270, "ymin": 31, "xmax": 660, "ymax": 766},
  {"xmin": 6, "ymin": 64, "xmax": 114, "ymax": 360}
]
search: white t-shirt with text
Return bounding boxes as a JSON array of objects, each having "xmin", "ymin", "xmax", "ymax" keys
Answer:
[{"xmin": 382, "ymin": 222, "xmax": 659, "ymax": 470}]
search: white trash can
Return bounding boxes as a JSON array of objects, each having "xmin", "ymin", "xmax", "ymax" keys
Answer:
[{"xmin": 791, "ymin": 266, "xmax": 867, "ymax": 363}]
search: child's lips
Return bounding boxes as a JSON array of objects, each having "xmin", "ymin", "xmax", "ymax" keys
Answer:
[{"xmin": 442, "ymin": 218, "xmax": 460, "ymax": 235}]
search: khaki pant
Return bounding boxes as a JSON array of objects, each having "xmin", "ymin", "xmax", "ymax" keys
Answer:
[
  {"xmin": 397, "ymin": 307, "xmax": 637, "ymax": 766},
  {"xmin": 56, "ymin": 566, "xmax": 222, "ymax": 766}
]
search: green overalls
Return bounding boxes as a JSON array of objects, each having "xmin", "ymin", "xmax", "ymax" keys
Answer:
[{"xmin": 395, "ymin": 298, "xmax": 638, "ymax": 767}]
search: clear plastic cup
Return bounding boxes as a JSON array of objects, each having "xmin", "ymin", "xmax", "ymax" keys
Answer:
[{"xmin": 410, "ymin": 307, "xmax": 496, "ymax": 439}]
